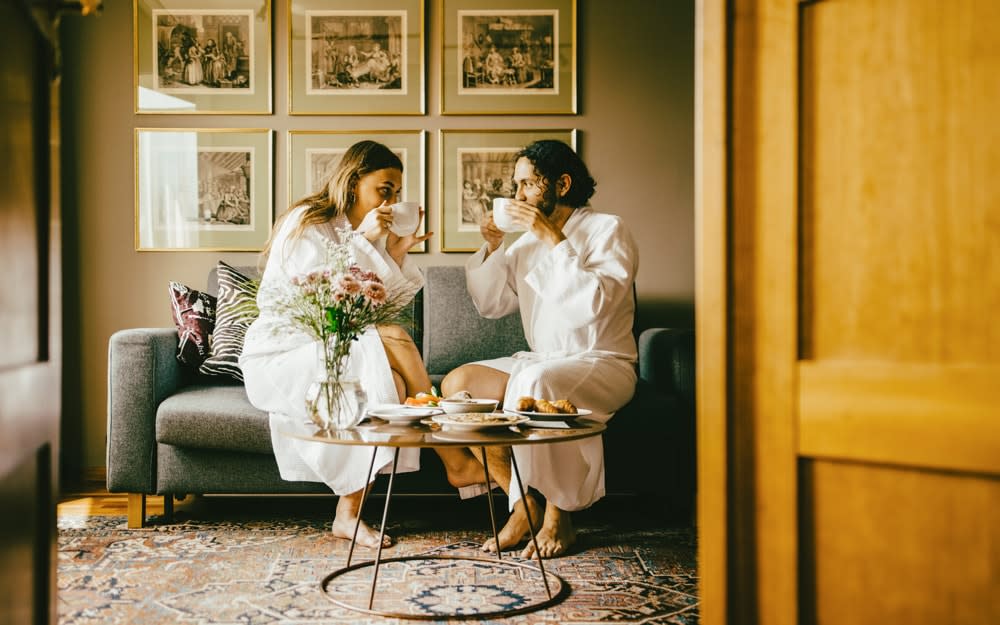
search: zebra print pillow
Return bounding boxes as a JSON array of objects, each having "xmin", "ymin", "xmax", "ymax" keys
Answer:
[{"xmin": 198, "ymin": 261, "xmax": 259, "ymax": 382}]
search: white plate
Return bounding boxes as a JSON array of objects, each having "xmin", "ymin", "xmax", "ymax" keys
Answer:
[
  {"xmin": 430, "ymin": 413, "xmax": 530, "ymax": 431},
  {"xmin": 504, "ymin": 408, "xmax": 592, "ymax": 421},
  {"xmin": 368, "ymin": 407, "xmax": 442, "ymax": 423}
]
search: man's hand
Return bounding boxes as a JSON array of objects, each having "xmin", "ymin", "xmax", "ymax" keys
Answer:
[
  {"xmin": 502, "ymin": 199, "xmax": 567, "ymax": 248},
  {"xmin": 480, "ymin": 211, "xmax": 505, "ymax": 257},
  {"xmin": 386, "ymin": 207, "xmax": 432, "ymax": 266}
]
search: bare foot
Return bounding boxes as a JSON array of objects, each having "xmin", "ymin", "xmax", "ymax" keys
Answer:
[
  {"xmin": 331, "ymin": 489, "xmax": 392, "ymax": 549},
  {"xmin": 438, "ymin": 447, "xmax": 489, "ymax": 489},
  {"xmin": 330, "ymin": 513, "xmax": 393, "ymax": 549},
  {"xmin": 482, "ymin": 494, "xmax": 543, "ymax": 553},
  {"xmin": 520, "ymin": 504, "xmax": 575, "ymax": 559}
]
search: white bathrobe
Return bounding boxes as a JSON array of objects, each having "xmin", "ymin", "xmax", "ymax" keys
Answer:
[
  {"xmin": 466, "ymin": 206, "xmax": 639, "ymax": 511},
  {"xmin": 239, "ymin": 207, "xmax": 424, "ymax": 495}
]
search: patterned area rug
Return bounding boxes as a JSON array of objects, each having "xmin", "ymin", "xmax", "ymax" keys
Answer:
[{"xmin": 58, "ymin": 497, "xmax": 698, "ymax": 624}]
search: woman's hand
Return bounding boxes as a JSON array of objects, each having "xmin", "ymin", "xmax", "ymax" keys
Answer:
[
  {"xmin": 386, "ymin": 207, "xmax": 432, "ymax": 266},
  {"xmin": 361, "ymin": 201, "xmax": 394, "ymax": 243}
]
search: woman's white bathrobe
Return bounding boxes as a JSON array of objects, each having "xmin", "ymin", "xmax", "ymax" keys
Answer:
[
  {"xmin": 239, "ymin": 207, "xmax": 424, "ymax": 495},
  {"xmin": 466, "ymin": 207, "xmax": 639, "ymax": 511}
]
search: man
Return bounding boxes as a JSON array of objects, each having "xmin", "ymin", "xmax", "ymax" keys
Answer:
[{"xmin": 441, "ymin": 140, "xmax": 639, "ymax": 558}]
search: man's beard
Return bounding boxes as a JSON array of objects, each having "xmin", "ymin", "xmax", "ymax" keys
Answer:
[{"xmin": 535, "ymin": 184, "xmax": 559, "ymax": 216}]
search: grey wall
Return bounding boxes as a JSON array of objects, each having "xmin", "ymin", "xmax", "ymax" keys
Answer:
[{"xmin": 59, "ymin": 0, "xmax": 694, "ymax": 471}]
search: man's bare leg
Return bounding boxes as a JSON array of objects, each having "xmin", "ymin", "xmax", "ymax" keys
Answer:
[
  {"xmin": 330, "ymin": 488, "xmax": 392, "ymax": 548},
  {"xmin": 520, "ymin": 501, "xmax": 576, "ymax": 559}
]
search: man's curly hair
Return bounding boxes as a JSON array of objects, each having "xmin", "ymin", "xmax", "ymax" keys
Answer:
[{"xmin": 515, "ymin": 140, "xmax": 596, "ymax": 208}]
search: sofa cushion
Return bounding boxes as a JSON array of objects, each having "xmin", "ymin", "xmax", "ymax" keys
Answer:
[
  {"xmin": 156, "ymin": 384, "xmax": 272, "ymax": 454},
  {"xmin": 421, "ymin": 265, "xmax": 529, "ymax": 377},
  {"xmin": 199, "ymin": 262, "xmax": 259, "ymax": 382},
  {"xmin": 168, "ymin": 281, "xmax": 217, "ymax": 368}
]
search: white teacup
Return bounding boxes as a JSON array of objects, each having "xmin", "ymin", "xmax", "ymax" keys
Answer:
[
  {"xmin": 491, "ymin": 197, "xmax": 525, "ymax": 232},
  {"xmin": 389, "ymin": 201, "xmax": 420, "ymax": 236}
]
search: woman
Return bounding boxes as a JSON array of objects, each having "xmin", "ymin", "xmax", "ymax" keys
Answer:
[{"xmin": 240, "ymin": 141, "xmax": 484, "ymax": 548}]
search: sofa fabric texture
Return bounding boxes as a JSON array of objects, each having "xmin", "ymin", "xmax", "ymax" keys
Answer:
[{"xmin": 108, "ymin": 265, "xmax": 695, "ymax": 518}]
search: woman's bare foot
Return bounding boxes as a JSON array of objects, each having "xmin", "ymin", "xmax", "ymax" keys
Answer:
[
  {"xmin": 437, "ymin": 447, "xmax": 489, "ymax": 489},
  {"xmin": 481, "ymin": 493, "xmax": 543, "ymax": 553},
  {"xmin": 330, "ymin": 513, "xmax": 392, "ymax": 548},
  {"xmin": 330, "ymin": 489, "xmax": 392, "ymax": 548},
  {"xmin": 520, "ymin": 503, "xmax": 576, "ymax": 559}
]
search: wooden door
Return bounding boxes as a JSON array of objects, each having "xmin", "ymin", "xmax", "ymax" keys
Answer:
[
  {"xmin": 697, "ymin": 0, "xmax": 1000, "ymax": 623},
  {"xmin": 0, "ymin": 3, "xmax": 61, "ymax": 625}
]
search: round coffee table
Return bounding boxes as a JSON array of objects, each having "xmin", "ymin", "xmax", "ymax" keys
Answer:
[{"xmin": 284, "ymin": 414, "xmax": 606, "ymax": 620}]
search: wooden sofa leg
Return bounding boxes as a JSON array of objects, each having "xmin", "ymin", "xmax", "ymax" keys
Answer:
[
  {"xmin": 162, "ymin": 493, "xmax": 174, "ymax": 523},
  {"xmin": 127, "ymin": 493, "xmax": 146, "ymax": 528}
]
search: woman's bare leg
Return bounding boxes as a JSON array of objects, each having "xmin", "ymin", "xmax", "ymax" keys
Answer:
[
  {"xmin": 376, "ymin": 325, "xmax": 483, "ymax": 488},
  {"xmin": 330, "ymin": 488, "xmax": 392, "ymax": 548},
  {"xmin": 441, "ymin": 364, "xmax": 509, "ymax": 407},
  {"xmin": 443, "ymin": 364, "xmax": 544, "ymax": 552}
]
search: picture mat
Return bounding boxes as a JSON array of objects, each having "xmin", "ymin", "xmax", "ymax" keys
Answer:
[
  {"xmin": 289, "ymin": 0, "xmax": 424, "ymax": 114},
  {"xmin": 287, "ymin": 130, "xmax": 427, "ymax": 252},
  {"xmin": 441, "ymin": 0, "xmax": 575, "ymax": 115},
  {"xmin": 136, "ymin": 129, "xmax": 273, "ymax": 250},
  {"xmin": 439, "ymin": 129, "xmax": 577, "ymax": 252},
  {"xmin": 134, "ymin": 0, "xmax": 272, "ymax": 114}
]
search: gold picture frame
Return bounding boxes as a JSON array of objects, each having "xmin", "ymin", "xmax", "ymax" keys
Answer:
[
  {"xmin": 287, "ymin": 130, "xmax": 427, "ymax": 252},
  {"xmin": 135, "ymin": 128, "xmax": 273, "ymax": 251},
  {"xmin": 133, "ymin": 0, "xmax": 273, "ymax": 114},
  {"xmin": 438, "ymin": 128, "xmax": 577, "ymax": 252},
  {"xmin": 289, "ymin": 0, "xmax": 425, "ymax": 115},
  {"xmin": 441, "ymin": 0, "xmax": 576, "ymax": 115}
]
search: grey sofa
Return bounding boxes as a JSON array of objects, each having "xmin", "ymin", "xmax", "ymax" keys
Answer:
[{"xmin": 107, "ymin": 266, "xmax": 695, "ymax": 528}]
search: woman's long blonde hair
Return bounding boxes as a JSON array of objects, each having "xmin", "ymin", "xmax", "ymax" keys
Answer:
[{"xmin": 260, "ymin": 140, "xmax": 403, "ymax": 266}]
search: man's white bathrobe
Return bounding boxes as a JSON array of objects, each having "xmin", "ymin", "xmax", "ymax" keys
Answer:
[
  {"xmin": 466, "ymin": 206, "xmax": 639, "ymax": 511},
  {"xmin": 240, "ymin": 207, "xmax": 424, "ymax": 495}
]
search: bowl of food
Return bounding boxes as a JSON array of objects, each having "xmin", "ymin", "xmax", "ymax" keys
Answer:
[{"xmin": 438, "ymin": 398, "xmax": 499, "ymax": 414}]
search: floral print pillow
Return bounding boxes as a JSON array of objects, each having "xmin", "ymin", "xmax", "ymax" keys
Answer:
[{"xmin": 168, "ymin": 282, "xmax": 217, "ymax": 368}]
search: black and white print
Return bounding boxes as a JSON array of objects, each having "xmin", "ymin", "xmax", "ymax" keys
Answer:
[
  {"xmin": 458, "ymin": 11, "xmax": 557, "ymax": 94},
  {"xmin": 153, "ymin": 10, "xmax": 254, "ymax": 93},
  {"xmin": 306, "ymin": 11, "xmax": 406, "ymax": 94}
]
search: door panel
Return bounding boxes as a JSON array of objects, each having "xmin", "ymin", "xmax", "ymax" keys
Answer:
[
  {"xmin": 801, "ymin": 0, "xmax": 1000, "ymax": 363},
  {"xmin": 699, "ymin": 0, "xmax": 1000, "ymax": 623},
  {"xmin": 800, "ymin": 460, "xmax": 998, "ymax": 625},
  {"xmin": 797, "ymin": 0, "xmax": 1000, "ymax": 623},
  {"xmin": 0, "ymin": 2, "xmax": 60, "ymax": 624}
]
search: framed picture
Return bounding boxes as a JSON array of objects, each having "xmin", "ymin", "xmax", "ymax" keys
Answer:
[
  {"xmin": 439, "ymin": 128, "xmax": 577, "ymax": 252},
  {"xmin": 135, "ymin": 128, "xmax": 273, "ymax": 251},
  {"xmin": 288, "ymin": 130, "xmax": 427, "ymax": 252},
  {"xmin": 441, "ymin": 0, "xmax": 576, "ymax": 115},
  {"xmin": 289, "ymin": 0, "xmax": 425, "ymax": 115},
  {"xmin": 133, "ymin": 0, "xmax": 272, "ymax": 114}
]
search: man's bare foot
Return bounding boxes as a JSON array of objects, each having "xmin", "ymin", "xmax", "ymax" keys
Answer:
[
  {"xmin": 482, "ymin": 494, "xmax": 543, "ymax": 553},
  {"xmin": 520, "ymin": 504, "xmax": 575, "ymax": 559},
  {"xmin": 330, "ymin": 513, "xmax": 393, "ymax": 549}
]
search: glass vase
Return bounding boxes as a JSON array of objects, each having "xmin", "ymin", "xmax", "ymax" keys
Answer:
[
  {"xmin": 305, "ymin": 336, "xmax": 367, "ymax": 433},
  {"xmin": 305, "ymin": 375, "xmax": 367, "ymax": 433}
]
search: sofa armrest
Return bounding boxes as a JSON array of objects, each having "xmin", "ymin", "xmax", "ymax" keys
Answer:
[
  {"xmin": 638, "ymin": 327, "xmax": 695, "ymax": 406},
  {"xmin": 106, "ymin": 328, "xmax": 185, "ymax": 494}
]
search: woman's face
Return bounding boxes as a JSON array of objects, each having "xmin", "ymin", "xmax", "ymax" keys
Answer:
[{"xmin": 353, "ymin": 167, "xmax": 402, "ymax": 212}]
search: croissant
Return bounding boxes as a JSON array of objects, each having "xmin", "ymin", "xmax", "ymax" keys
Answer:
[
  {"xmin": 515, "ymin": 396, "xmax": 536, "ymax": 412},
  {"xmin": 552, "ymin": 399, "xmax": 577, "ymax": 414},
  {"xmin": 534, "ymin": 399, "xmax": 561, "ymax": 414}
]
